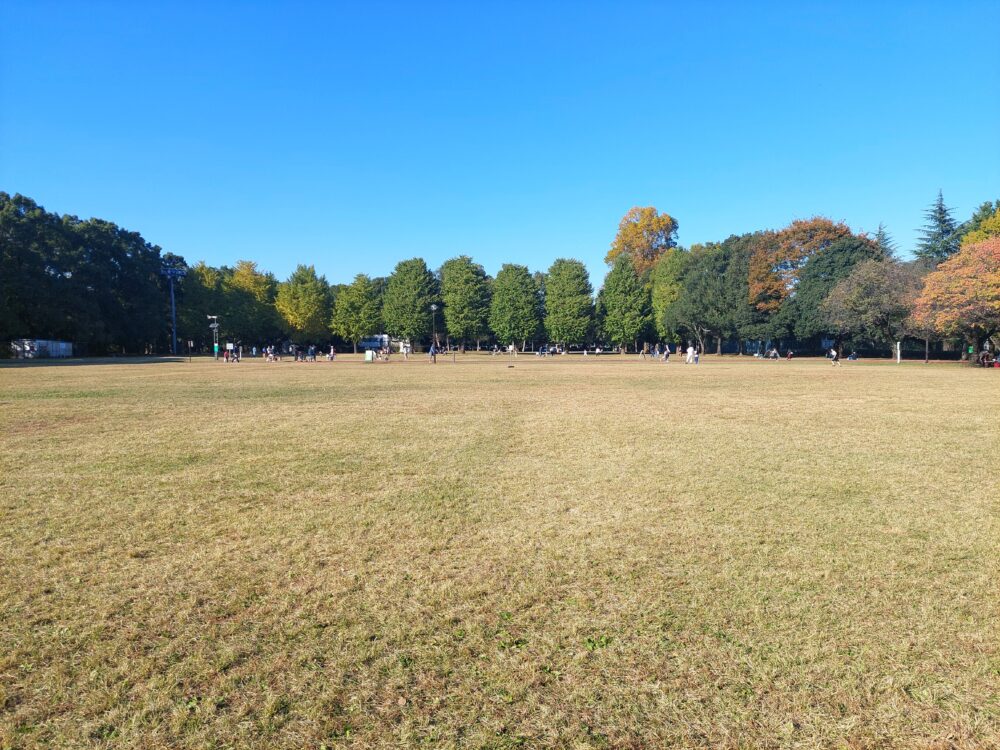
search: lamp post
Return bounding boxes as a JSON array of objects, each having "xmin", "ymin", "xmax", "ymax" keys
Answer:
[
  {"xmin": 430, "ymin": 303, "xmax": 438, "ymax": 349},
  {"xmin": 207, "ymin": 315, "xmax": 220, "ymax": 360},
  {"xmin": 162, "ymin": 267, "xmax": 186, "ymax": 355}
]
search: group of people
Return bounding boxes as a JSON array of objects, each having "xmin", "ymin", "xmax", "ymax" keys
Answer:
[
  {"xmin": 257, "ymin": 344, "xmax": 337, "ymax": 362},
  {"xmin": 218, "ymin": 342, "xmax": 943, "ymax": 367}
]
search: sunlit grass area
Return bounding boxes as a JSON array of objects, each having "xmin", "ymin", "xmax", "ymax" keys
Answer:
[{"xmin": 1, "ymin": 355, "xmax": 998, "ymax": 749}]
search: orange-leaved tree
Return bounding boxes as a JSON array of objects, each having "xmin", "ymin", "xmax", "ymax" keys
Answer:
[
  {"xmin": 606, "ymin": 207, "xmax": 678, "ymax": 276},
  {"xmin": 748, "ymin": 218, "xmax": 853, "ymax": 312},
  {"xmin": 911, "ymin": 237, "xmax": 1000, "ymax": 346}
]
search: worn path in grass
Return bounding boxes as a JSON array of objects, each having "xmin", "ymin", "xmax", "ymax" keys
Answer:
[{"xmin": 1, "ymin": 356, "xmax": 999, "ymax": 749}]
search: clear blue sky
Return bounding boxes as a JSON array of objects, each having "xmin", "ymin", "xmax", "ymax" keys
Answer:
[{"xmin": 2, "ymin": 1, "xmax": 998, "ymax": 286}]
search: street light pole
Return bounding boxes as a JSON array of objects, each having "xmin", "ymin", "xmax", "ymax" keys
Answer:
[
  {"xmin": 430, "ymin": 303, "xmax": 438, "ymax": 349},
  {"xmin": 207, "ymin": 315, "xmax": 220, "ymax": 360},
  {"xmin": 162, "ymin": 267, "xmax": 186, "ymax": 355}
]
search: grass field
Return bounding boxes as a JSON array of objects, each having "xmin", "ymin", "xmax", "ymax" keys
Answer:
[{"xmin": 1, "ymin": 354, "xmax": 999, "ymax": 749}]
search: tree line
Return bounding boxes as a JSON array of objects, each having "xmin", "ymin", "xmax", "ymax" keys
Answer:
[{"xmin": 2, "ymin": 191, "xmax": 998, "ymax": 357}]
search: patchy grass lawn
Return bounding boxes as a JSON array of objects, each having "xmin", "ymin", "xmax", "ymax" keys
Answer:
[{"xmin": 1, "ymin": 354, "xmax": 998, "ymax": 749}]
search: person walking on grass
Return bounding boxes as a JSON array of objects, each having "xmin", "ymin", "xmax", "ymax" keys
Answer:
[
  {"xmin": 429, "ymin": 343, "xmax": 437, "ymax": 364},
  {"xmin": 830, "ymin": 347, "xmax": 840, "ymax": 366}
]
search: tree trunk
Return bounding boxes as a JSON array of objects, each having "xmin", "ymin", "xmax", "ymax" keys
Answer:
[
  {"xmin": 353, "ymin": 342, "xmax": 357, "ymax": 354},
  {"xmin": 924, "ymin": 337, "xmax": 929, "ymax": 363},
  {"xmin": 716, "ymin": 336, "xmax": 722, "ymax": 355}
]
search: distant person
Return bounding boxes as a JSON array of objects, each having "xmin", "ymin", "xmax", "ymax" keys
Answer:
[
  {"xmin": 786, "ymin": 349, "xmax": 793, "ymax": 360},
  {"xmin": 663, "ymin": 345, "xmax": 671, "ymax": 363},
  {"xmin": 685, "ymin": 345, "xmax": 694, "ymax": 364},
  {"xmin": 830, "ymin": 347, "xmax": 840, "ymax": 366},
  {"xmin": 694, "ymin": 347, "xmax": 700, "ymax": 365},
  {"xmin": 429, "ymin": 344, "xmax": 437, "ymax": 363}
]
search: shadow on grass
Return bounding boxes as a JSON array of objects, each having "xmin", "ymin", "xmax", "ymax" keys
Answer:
[{"xmin": 0, "ymin": 356, "xmax": 196, "ymax": 368}]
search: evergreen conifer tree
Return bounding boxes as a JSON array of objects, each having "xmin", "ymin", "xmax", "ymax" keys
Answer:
[{"xmin": 915, "ymin": 190, "xmax": 959, "ymax": 263}]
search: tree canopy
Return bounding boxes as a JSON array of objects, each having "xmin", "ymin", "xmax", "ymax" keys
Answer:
[
  {"xmin": 489, "ymin": 264, "xmax": 540, "ymax": 347},
  {"xmin": 821, "ymin": 259, "xmax": 925, "ymax": 344},
  {"xmin": 330, "ymin": 274, "xmax": 382, "ymax": 352},
  {"xmin": 6, "ymin": 191, "xmax": 1000, "ymax": 358},
  {"xmin": 912, "ymin": 238, "xmax": 1000, "ymax": 341},
  {"xmin": 749, "ymin": 219, "xmax": 853, "ymax": 313},
  {"xmin": 382, "ymin": 258, "xmax": 438, "ymax": 343},
  {"xmin": 275, "ymin": 265, "xmax": 332, "ymax": 342},
  {"xmin": 959, "ymin": 203, "xmax": 1000, "ymax": 248},
  {"xmin": 606, "ymin": 207, "xmax": 678, "ymax": 275},
  {"xmin": 915, "ymin": 190, "xmax": 959, "ymax": 263},
  {"xmin": 440, "ymin": 255, "xmax": 491, "ymax": 349},
  {"xmin": 650, "ymin": 247, "xmax": 690, "ymax": 341},
  {"xmin": 598, "ymin": 255, "xmax": 650, "ymax": 349},
  {"xmin": 785, "ymin": 234, "xmax": 885, "ymax": 340},
  {"xmin": 544, "ymin": 259, "xmax": 593, "ymax": 345}
]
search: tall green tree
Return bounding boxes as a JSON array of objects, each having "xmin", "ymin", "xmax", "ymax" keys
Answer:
[
  {"xmin": 874, "ymin": 223, "xmax": 896, "ymax": 255},
  {"xmin": 330, "ymin": 274, "xmax": 382, "ymax": 352},
  {"xmin": 177, "ymin": 262, "xmax": 224, "ymax": 347},
  {"xmin": 489, "ymin": 264, "xmax": 540, "ymax": 348},
  {"xmin": 665, "ymin": 244, "xmax": 730, "ymax": 353},
  {"xmin": 544, "ymin": 258, "xmax": 593, "ymax": 346},
  {"xmin": 598, "ymin": 255, "xmax": 650, "ymax": 351},
  {"xmin": 1, "ymin": 194, "xmax": 71, "ymax": 345},
  {"xmin": 915, "ymin": 190, "xmax": 959, "ymax": 263},
  {"xmin": 382, "ymin": 258, "xmax": 438, "ymax": 344},
  {"xmin": 650, "ymin": 247, "xmax": 690, "ymax": 341},
  {"xmin": 224, "ymin": 260, "xmax": 282, "ymax": 343},
  {"xmin": 275, "ymin": 265, "xmax": 332, "ymax": 342},
  {"xmin": 718, "ymin": 233, "xmax": 771, "ymax": 349},
  {"xmin": 439, "ymin": 255, "xmax": 490, "ymax": 350}
]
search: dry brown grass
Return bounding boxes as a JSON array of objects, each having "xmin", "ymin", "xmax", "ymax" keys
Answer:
[{"xmin": 1, "ymin": 354, "xmax": 999, "ymax": 749}]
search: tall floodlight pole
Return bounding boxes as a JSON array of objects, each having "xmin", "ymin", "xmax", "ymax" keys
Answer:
[
  {"xmin": 162, "ymin": 267, "xmax": 186, "ymax": 355},
  {"xmin": 207, "ymin": 315, "xmax": 220, "ymax": 360}
]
